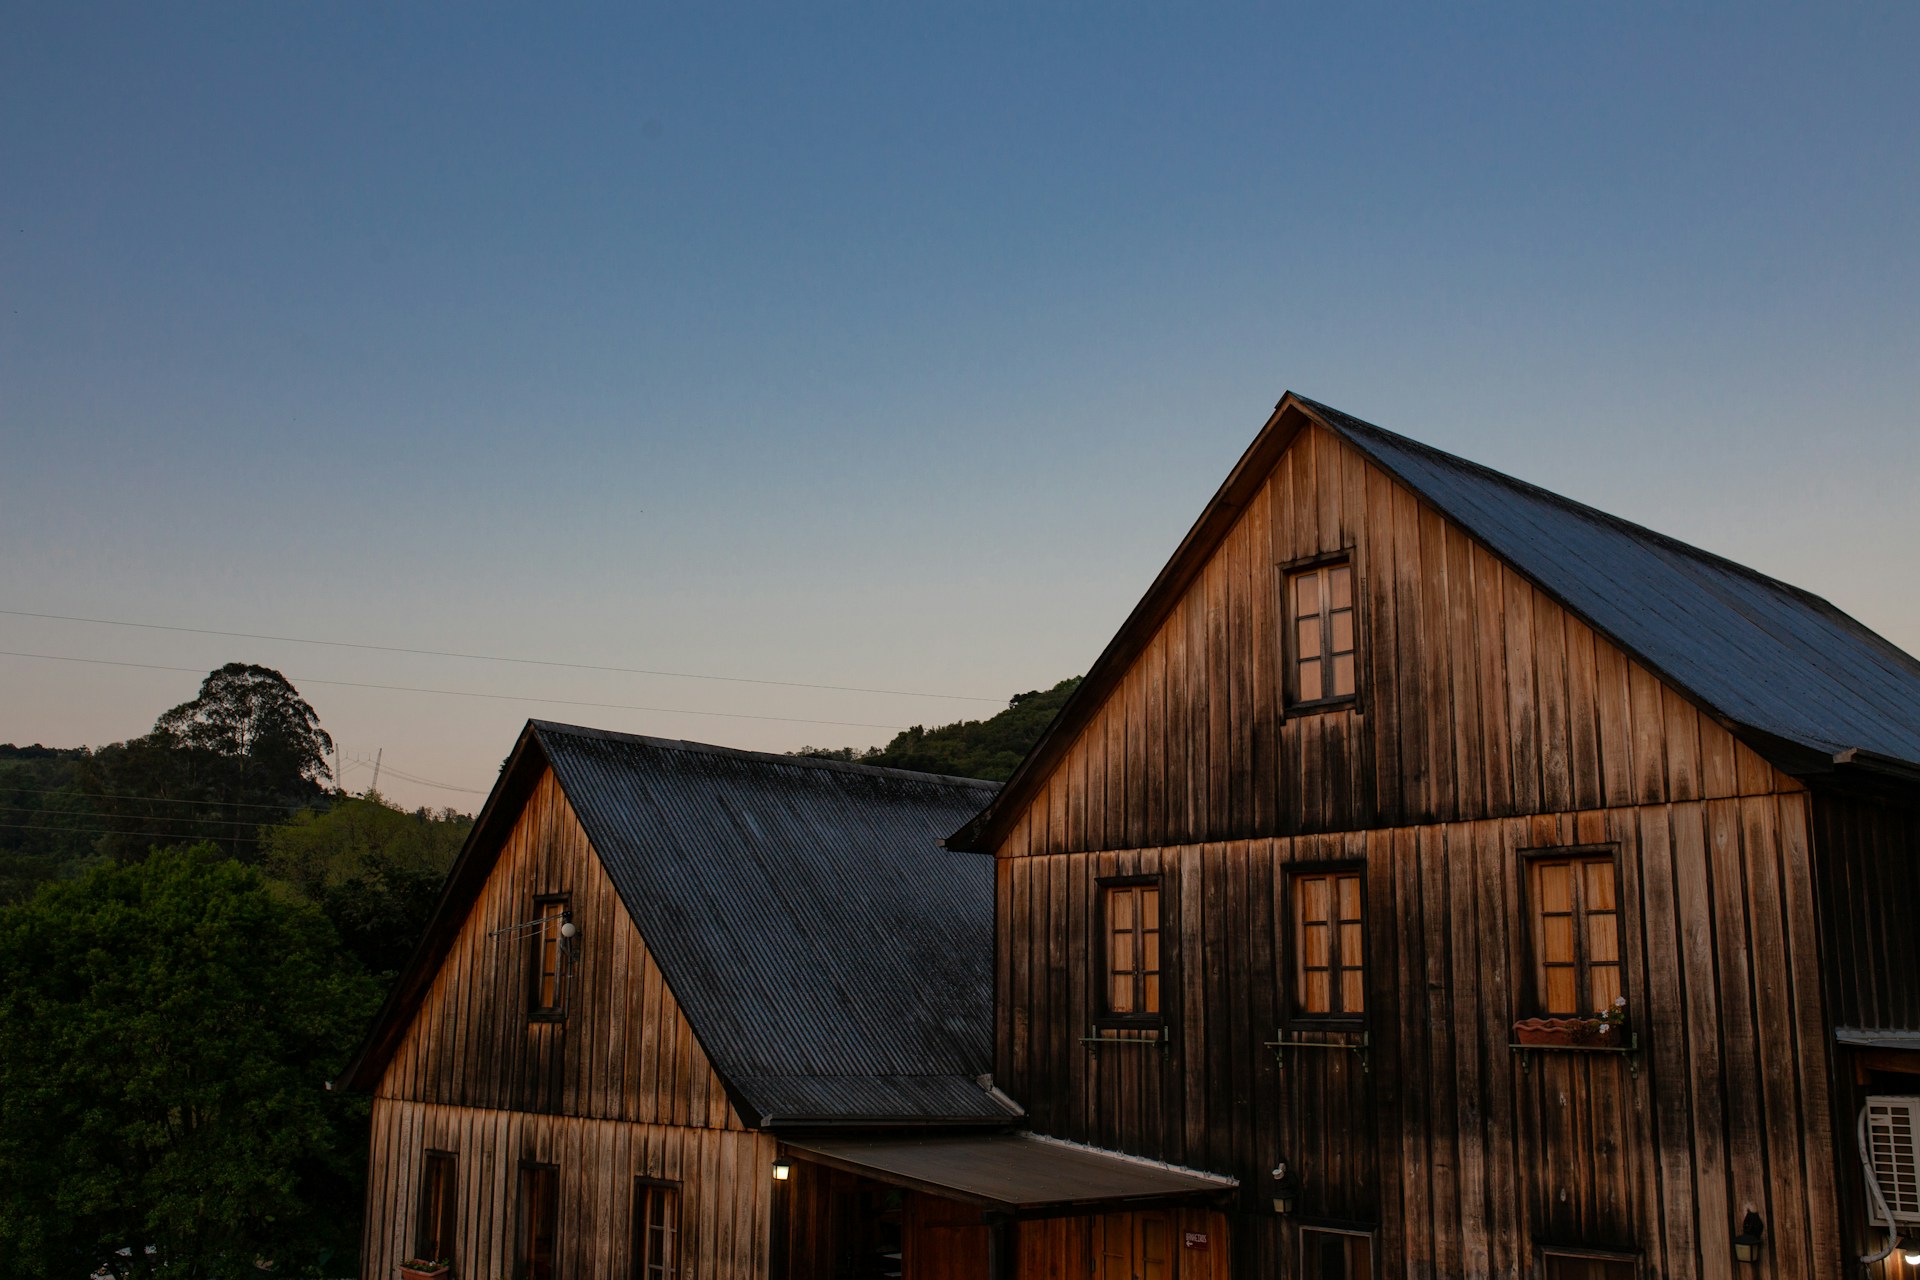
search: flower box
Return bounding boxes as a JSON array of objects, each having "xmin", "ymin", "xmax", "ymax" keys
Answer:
[
  {"xmin": 399, "ymin": 1261, "xmax": 450, "ymax": 1280},
  {"xmin": 1511, "ymin": 1017, "xmax": 1625, "ymax": 1049}
]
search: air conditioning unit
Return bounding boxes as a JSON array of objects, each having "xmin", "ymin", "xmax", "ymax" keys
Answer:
[{"xmin": 1866, "ymin": 1096, "xmax": 1920, "ymax": 1224}]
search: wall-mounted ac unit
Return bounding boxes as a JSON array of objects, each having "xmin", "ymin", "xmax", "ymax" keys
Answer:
[{"xmin": 1866, "ymin": 1096, "xmax": 1920, "ymax": 1224}]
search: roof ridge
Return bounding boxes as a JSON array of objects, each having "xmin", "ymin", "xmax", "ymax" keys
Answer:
[
  {"xmin": 1291, "ymin": 395, "xmax": 1843, "ymax": 612},
  {"xmin": 527, "ymin": 719, "xmax": 1001, "ymax": 790}
]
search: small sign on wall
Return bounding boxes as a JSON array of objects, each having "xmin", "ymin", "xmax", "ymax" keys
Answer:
[{"xmin": 1183, "ymin": 1231, "xmax": 1210, "ymax": 1250}]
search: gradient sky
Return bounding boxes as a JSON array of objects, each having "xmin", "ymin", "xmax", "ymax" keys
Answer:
[{"xmin": 3, "ymin": 4, "xmax": 1917, "ymax": 810}]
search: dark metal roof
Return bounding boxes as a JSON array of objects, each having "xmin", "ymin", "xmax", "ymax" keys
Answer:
[
  {"xmin": 532, "ymin": 723, "xmax": 1016, "ymax": 1127},
  {"xmin": 1298, "ymin": 397, "xmax": 1920, "ymax": 770},
  {"xmin": 784, "ymin": 1132, "xmax": 1237, "ymax": 1213}
]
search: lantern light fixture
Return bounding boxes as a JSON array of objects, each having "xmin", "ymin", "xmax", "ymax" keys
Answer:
[
  {"xmin": 1732, "ymin": 1211, "xmax": 1765, "ymax": 1264},
  {"xmin": 1270, "ymin": 1161, "xmax": 1300, "ymax": 1215},
  {"xmin": 1899, "ymin": 1232, "xmax": 1920, "ymax": 1267},
  {"xmin": 772, "ymin": 1160, "xmax": 792, "ymax": 1181}
]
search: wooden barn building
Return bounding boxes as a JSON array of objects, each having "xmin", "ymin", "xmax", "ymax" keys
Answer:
[
  {"xmin": 348, "ymin": 392, "xmax": 1920, "ymax": 1280},
  {"xmin": 944, "ymin": 393, "xmax": 1920, "ymax": 1279},
  {"xmin": 339, "ymin": 723, "xmax": 1236, "ymax": 1280}
]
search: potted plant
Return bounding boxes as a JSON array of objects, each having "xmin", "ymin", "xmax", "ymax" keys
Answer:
[
  {"xmin": 1513, "ymin": 997, "xmax": 1629, "ymax": 1048},
  {"xmin": 399, "ymin": 1260, "xmax": 451, "ymax": 1280}
]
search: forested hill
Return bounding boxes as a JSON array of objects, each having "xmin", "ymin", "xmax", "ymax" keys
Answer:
[{"xmin": 794, "ymin": 676, "xmax": 1082, "ymax": 782}]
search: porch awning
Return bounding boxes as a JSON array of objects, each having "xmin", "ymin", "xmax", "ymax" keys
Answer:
[{"xmin": 783, "ymin": 1132, "xmax": 1237, "ymax": 1215}]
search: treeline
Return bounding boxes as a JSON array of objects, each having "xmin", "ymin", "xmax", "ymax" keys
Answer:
[
  {"xmin": 794, "ymin": 675, "xmax": 1081, "ymax": 781},
  {"xmin": 0, "ymin": 664, "xmax": 473, "ymax": 1279}
]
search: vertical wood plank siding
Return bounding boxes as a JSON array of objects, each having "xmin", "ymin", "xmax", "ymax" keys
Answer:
[
  {"xmin": 992, "ymin": 426, "xmax": 1848, "ymax": 1277},
  {"xmin": 365, "ymin": 769, "xmax": 766, "ymax": 1278},
  {"xmin": 999, "ymin": 802, "xmax": 1839, "ymax": 1278},
  {"xmin": 994, "ymin": 424, "xmax": 1799, "ymax": 861},
  {"xmin": 362, "ymin": 1097, "xmax": 774, "ymax": 1280}
]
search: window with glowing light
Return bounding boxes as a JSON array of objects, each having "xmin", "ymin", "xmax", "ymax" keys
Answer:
[
  {"xmin": 530, "ymin": 896, "xmax": 570, "ymax": 1019},
  {"xmin": 1523, "ymin": 852, "xmax": 1624, "ymax": 1019},
  {"xmin": 1285, "ymin": 559, "xmax": 1358, "ymax": 709}
]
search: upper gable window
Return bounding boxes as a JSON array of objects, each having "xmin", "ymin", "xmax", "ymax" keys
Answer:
[
  {"xmin": 530, "ymin": 896, "xmax": 570, "ymax": 1019},
  {"xmin": 1100, "ymin": 879, "xmax": 1162, "ymax": 1029},
  {"xmin": 1286, "ymin": 559, "xmax": 1358, "ymax": 708}
]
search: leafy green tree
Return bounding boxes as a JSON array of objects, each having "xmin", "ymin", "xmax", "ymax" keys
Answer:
[
  {"xmin": 263, "ymin": 793, "xmax": 472, "ymax": 978},
  {"xmin": 81, "ymin": 664, "xmax": 335, "ymax": 862},
  {"xmin": 795, "ymin": 677, "xmax": 1084, "ymax": 782},
  {"xmin": 0, "ymin": 847, "xmax": 380, "ymax": 1278},
  {"xmin": 0, "ymin": 744, "xmax": 102, "ymax": 902}
]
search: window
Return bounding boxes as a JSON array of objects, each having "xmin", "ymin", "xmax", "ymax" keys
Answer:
[
  {"xmin": 1525, "ymin": 853, "xmax": 1623, "ymax": 1017},
  {"xmin": 1287, "ymin": 560, "xmax": 1357, "ymax": 706},
  {"xmin": 415, "ymin": 1150, "xmax": 457, "ymax": 1263},
  {"xmin": 1541, "ymin": 1248, "xmax": 1637, "ymax": 1279},
  {"xmin": 1100, "ymin": 880, "xmax": 1162, "ymax": 1026},
  {"xmin": 1301, "ymin": 1226, "xmax": 1374, "ymax": 1280},
  {"xmin": 1291, "ymin": 869, "xmax": 1365, "ymax": 1019},
  {"xmin": 530, "ymin": 896, "xmax": 569, "ymax": 1018},
  {"xmin": 519, "ymin": 1163, "xmax": 558, "ymax": 1280},
  {"xmin": 633, "ymin": 1178, "xmax": 679, "ymax": 1279}
]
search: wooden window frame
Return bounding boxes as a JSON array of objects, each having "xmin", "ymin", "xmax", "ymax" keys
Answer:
[
  {"xmin": 1278, "ymin": 550, "xmax": 1363, "ymax": 715},
  {"xmin": 1538, "ymin": 1244, "xmax": 1641, "ymax": 1278},
  {"xmin": 529, "ymin": 894, "xmax": 571, "ymax": 1022},
  {"xmin": 518, "ymin": 1161, "xmax": 559, "ymax": 1280},
  {"xmin": 1095, "ymin": 876, "xmax": 1166, "ymax": 1033},
  {"xmin": 1284, "ymin": 861, "xmax": 1368, "ymax": 1027},
  {"xmin": 414, "ymin": 1148, "xmax": 457, "ymax": 1265},
  {"xmin": 1299, "ymin": 1224, "xmax": 1377, "ymax": 1279},
  {"xmin": 632, "ymin": 1176, "xmax": 681, "ymax": 1280},
  {"xmin": 1517, "ymin": 845, "xmax": 1627, "ymax": 1022}
]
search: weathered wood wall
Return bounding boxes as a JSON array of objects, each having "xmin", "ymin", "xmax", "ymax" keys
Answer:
[
  {"xmin": 1014, "ymin": 1208, "xmax": 1232, "ymax": 1280},
  {"xmin": 999, "ymin": 799, "xmax": 1841, "ymax": 1278},
  {"xmin": 365, "ymin": 768, "xmax": 764, "ymax": 1278},
  {"xmin": 375, "ymin": 767, "xmax": 744, "ymax": 1128},
  {"xmin": 996, "ymin": 423, "xmax": 1797, "ymax": 861},
  {"xmin": 363, "ymin": 1097, "xmax": 775, "ymax": 1279},
  {"xmin": 1810, "ymin": 791, "xmax": 1920, "ymax": 1279}
]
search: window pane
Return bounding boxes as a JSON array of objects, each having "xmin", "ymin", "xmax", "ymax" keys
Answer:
[
  {"xmin": 1143, "ymin": 973, "xmax": 1160, "ymax": 1013},
  {"xmin": 1545, "ymin": 966, "xmax": 1578, "ymax": 1014},
  {"xmin": 1297, "ymin": 618, "xmax": 1322, "ymax": 659},
  {"xmin": 1111, "ymin": 889, "xmax": 1133, "ymax": 930},
  {"xmin": 1584, "ymin": 860, "xmax": 1617, "ymax": 911},
  {"xmin": 1304, "ymin": 970, "xmax": 1331, "ymax": 1014},
  {"xmin": 1339, "ymin": 922, "xmax": 1363, "ymax": 962},
  {"xmin": 1328, "ymin": 566, "xmax": 1351, "ymax": 608},
  {"xmin": 1112, "ymin": 930, "xmax": 1134, "ymax": 974},
  {"xmin": 1143, "ymin": 930, "xmax": 1160, "ymax": 972},
  {"xmin": 1111, "ymin": 972, "xmax": 1134, "ymax": 1013},
  {"xmin": 1537, "ymin": 863, "xmax": 1572, "ymax": 913},
  {"xmin": 1296, "ymin": 572, "xmax": 1322, "ymax": 612},
  {"xmin": 1140, "ymin": 887, "xmax": 1159, "ymax": 931},
  {"xmin": 1331, "ymin": 653, "xmax": 1356, "ymax": 697},
  {"xmin": 1302, "ymin": 876, "xmax": 1329, "ymax": 923},
  {"xmin": 1331, "ymin": 610, "xmax": 1355, "ymax": 653},
  {"xmin": 1299, "ymin": 659, "xmax": 1322, "ymax": 702},
  {"xmin": 1336, "ymin": 874, "xmax": 1362, "ymax": 919},
  {"xmin": 1586, "ymin": 913, "xmax": 1619, "ymax": 964},
  {"xmin": 1542, "ymin": 915, "xmax": 1575, "ymax": 964},
  {"xmin": 1341, "ymin": 969, "xmax": 1365, "ymax": 1014},
  {"xmin": 1302, "ymin": 922, "xmax": 1330, "ymax": 968},
  {"xmin": 1590, "ymin": 964, "xmax": 1622, "ymax": 1012}
]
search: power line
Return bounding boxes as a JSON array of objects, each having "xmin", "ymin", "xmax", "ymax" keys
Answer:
[
  {"xmin": 0, "ymin": 785, "xmax": 320, "ymax": 814},
  {"xmin": 0, "ymin": 805, "xmax": 270, "ymax": 832},
  {"xmin": 0, "ymin": 820, "xmax": 245, "ymax": 843},
  {"xmin": 342, "ymin": 757, "xmax": 486, "ymax": 796},
  {"xmin": 0, "ymin": 651, "xmax": 912, "ymax": 731},
  {"xmin": 0, "ymin": 608, "xmax": 1003, "ymax": 703}
]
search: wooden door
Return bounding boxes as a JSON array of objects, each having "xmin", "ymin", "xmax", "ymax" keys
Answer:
[{"xmin": 1093, "ymin": 1212, "xmax": 1176, "ymax": 1280}]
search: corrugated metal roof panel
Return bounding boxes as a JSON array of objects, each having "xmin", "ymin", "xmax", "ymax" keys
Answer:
[
  {"xmin": 1301, "ymin": 398, "xmax": 1920, "ymax": 769},
  {"xmin": 533, "ymin": 722, "xmax": 1015, "ymax": 1126},
  {"xmin": 786, "ymin": 1132, "xmax": 1237, "ymax": 1211}
]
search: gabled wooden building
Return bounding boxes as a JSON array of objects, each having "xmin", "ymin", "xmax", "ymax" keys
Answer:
[
  {"xmin": 341, "ymin": 723, "xmax": 1238, "ymax": 1280},
  {"xmin": 944, "ymin": 393, "xmax": 1920, "ymax": 1279}
]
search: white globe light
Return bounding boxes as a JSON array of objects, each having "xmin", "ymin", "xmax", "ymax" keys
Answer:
[{"xmin": 559, "ymin": 921, "xmax": 577, "ymax": 938}]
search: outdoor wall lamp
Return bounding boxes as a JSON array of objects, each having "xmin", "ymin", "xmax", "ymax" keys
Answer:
[
  {"xmin": 1270, "ymin": 1161, "xmax": 1300, "ymax": 1215},
  {"xmin": 772, "ymin": 1160, "xmax": 792, "ymax": 1181},
  {"xmin": 1732, "ymin": 1211, "xmax": 1765, "ymax": 1263},
  {"xmin": 1899, "ymin": 1232, "xmax": 1920, "ymax": 1266}
]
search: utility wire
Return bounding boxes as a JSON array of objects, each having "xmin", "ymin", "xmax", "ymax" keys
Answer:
[
  {"xmin": 0, "ymin": 651, "xmax": 911, "ymax": 731},
  {"xmin": 0, "ymin": 608, "xmax": 1003, "ymax": 703},
  {"xmin": 0, "ymin": 805, "xmax": 271, "ymax": 832},
  {"xmin": 0, "ymin": 785, "xmax": 323, "ymax": 813},
  {"xmin": 0, "ymin": 820, "xmax": 248, "ymax": 841}
]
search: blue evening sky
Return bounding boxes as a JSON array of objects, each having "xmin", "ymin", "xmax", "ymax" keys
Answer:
[{"xmin": 3, "ymin": 4, "xmax": 1916, "ymax": 806}]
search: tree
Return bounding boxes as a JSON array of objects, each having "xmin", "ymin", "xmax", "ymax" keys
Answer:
[
  {"xmin": 797, "ymin": 677, "xmax": 1084, "ymax": 782},
  {"xmin": 0, "ymin": 847, "xmax": 380, "ymax": 1278},
  {"xmin": 263, "ymin": 793, "xmax": 472, "ymax": 978},
  {"xmin": 81, "ymin": 664, "xmax": 335, "ymax": 862}
]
